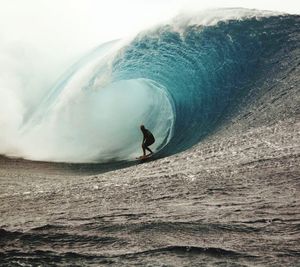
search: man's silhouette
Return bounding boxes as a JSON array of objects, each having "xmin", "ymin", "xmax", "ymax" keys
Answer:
[{"xmin": 140, "ymin": 125, "xmax": 155, "ymax": 157}]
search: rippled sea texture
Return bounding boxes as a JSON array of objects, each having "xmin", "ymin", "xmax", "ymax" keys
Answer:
[{"xmin": 0, "ymin": 12, "xmax": 300, "ymax": 267}]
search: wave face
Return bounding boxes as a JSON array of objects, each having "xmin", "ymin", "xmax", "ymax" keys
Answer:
[{"xmin": 14, "ymin": 10, "xmax": 300, "ymax": 163}]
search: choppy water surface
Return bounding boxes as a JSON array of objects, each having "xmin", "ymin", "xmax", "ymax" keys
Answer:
[{"xmin": 1, "ymin": 118, "xmax": 299, "ymax": 266}]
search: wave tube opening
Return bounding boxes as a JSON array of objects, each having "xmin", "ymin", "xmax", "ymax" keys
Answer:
[{"xmin": 20, "ymin": 77, "xmax": 174, "ymax": 163}]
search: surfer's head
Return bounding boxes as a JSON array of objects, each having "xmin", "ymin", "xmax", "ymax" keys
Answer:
[{"xmin": 140, "ymin": 125, "xmax": 145, "ymax": 131}]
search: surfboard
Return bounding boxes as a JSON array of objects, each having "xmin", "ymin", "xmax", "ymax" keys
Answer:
[{"xmin": 136, "ymin": 154, "xmax": 153, "ymax": 162}]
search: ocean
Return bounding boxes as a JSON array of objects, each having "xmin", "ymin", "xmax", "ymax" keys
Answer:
[{"xmin": 0, "ymin": 9, "xmax": 299, "ymax": 267}]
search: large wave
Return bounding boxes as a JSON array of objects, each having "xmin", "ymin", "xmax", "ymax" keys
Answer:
[{"xmin": 1, "ymin": 9, "xmax": 299, "ymax": 163}]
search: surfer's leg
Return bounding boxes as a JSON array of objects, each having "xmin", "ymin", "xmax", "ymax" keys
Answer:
[
  {"xmin": 145, "ymin": 146, "xmax": 153, "ymax": 154},
  {"xmin": 142, "ymin": 142, "xmax": 152, "ymax": 156},
  {"xmin": 142, "ymin": 143, "xmax": 146, "ymax": 156},
  {"xmin": 144, "ymin": 138, "xmax": 154, "ymax": 155}
]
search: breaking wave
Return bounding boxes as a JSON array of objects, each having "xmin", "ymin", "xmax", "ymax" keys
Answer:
[{"xmin": 1, "ymin": 9, "xmax": 299, "ymax": 163}]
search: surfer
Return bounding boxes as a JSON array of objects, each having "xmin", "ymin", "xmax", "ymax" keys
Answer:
[{"xmin": 140, "ymin": 125, "xmax": 155, "ymax": 157}]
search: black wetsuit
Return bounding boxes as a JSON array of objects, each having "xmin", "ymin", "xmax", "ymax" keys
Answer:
[{"xmin": 143, "ymin": 129, "xmax": 155, "ymax": 146}]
